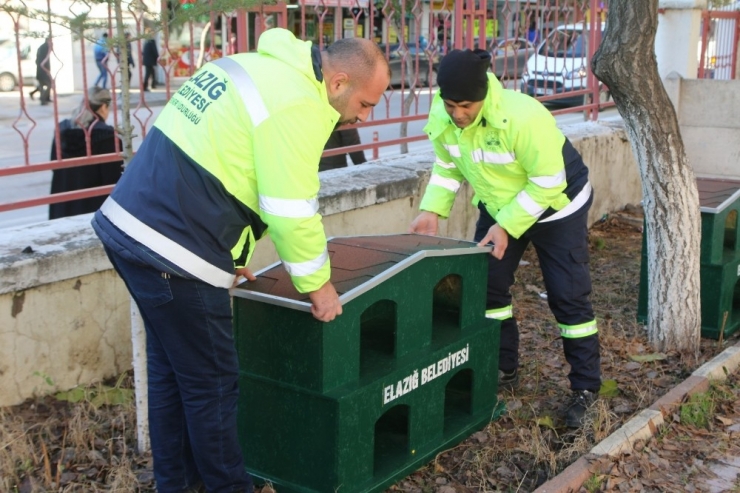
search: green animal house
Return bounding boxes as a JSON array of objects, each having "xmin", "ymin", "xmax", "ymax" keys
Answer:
[
  {"xmin": 639, "ymin": 177, "xmax": 740, "ymax": 339},
  {"xmin": 232, "ymin": 234, "xmax": 503, "ymax": 493}
]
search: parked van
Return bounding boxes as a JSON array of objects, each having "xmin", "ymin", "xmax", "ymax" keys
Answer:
[
  {"xmin": 0, "ymin": 37, "xmax": 43, "ymax": 92},
  {"xmin": 520, "ymin": 22, "xmax": 605, "ymax": 105}
]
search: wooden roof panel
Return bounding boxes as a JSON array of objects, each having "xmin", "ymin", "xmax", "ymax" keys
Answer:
[
  {"xmin": 232, "ymin": 234, "xmax": 485, "ymax": 305},
  {"xmin": 697, "ymin": 177, "xmax": 740, "ymax": 212}
]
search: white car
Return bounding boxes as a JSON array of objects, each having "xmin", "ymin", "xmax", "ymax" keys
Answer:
[
  {"xmin": 520, "ymin": 22, "xmax": 605, "ymax": 105},
  {"xmin": 0, "ymin": 38, "xmax": 43, "ymax": 92}
]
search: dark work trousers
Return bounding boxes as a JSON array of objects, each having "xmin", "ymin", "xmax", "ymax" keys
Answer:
[
  {"xmin": 474, "ymin": 199, "xmax": 601, "ymax": 392},
  {"xmin": 103, "ymin": 245, "xmax": 253, "ymax": 493}
]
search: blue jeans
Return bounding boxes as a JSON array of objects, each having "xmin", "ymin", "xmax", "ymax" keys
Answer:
[
  {"xmin": 95, "ymin": 59, "xmax": 108, "ymax": 88},
  {"xmin": 104, "ymin": 246, "xmax": 253, "ymax": 493}
]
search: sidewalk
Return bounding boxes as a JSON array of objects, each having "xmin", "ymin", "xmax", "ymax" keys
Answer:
[
  {"xmin": 535, "ymin": 340, "xmax": 740, "ymax": 492},
  {"xmin": 0, "ymin": 86, "xmax": 174, "ymax": 123}
]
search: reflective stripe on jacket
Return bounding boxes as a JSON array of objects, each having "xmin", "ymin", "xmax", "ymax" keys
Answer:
[
  {"xmin": 420, "ymin": 73, "xmax": 589, "ymax": 239},
  {"xmin": 94, "ymin": 28, "xmax": 339, "ymax": 292}
]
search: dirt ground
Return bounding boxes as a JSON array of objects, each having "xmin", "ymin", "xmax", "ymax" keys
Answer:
[{"xmin": 2, "ymin": 205, "xmax": 738, "ymax": 493}]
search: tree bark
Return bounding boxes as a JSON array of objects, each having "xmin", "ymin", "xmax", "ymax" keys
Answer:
[{"xmin": 591, "ymin": 0, "xmax": 701, "ymax": 353}]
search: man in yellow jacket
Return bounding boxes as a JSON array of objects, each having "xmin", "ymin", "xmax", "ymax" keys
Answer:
[
  {"xmin": 410, "ymin": 49, "xmax": 600, "ymax": 428},
  {"xmin": 93, "ymin": 29, "xmax": 389, "ymax": 492}
]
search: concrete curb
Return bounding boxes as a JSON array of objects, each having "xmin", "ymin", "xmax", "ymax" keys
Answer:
[{"xmin": 533, "ymin": 339, "xmax": 740, "ymax": 493}]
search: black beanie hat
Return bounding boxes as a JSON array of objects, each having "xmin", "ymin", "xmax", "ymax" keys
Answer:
[{"xmin": 437, "ymin": 49, "xmax": 491, "ymax": 102}]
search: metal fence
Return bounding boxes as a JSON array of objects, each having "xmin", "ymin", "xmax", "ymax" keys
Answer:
[
  {"xmin": 0, "ymin": 0, "xmax": 612, "ymax": 218},
  {"xmin": 698, "ymin": 6, "xmax": 740, "ymax": 79}
]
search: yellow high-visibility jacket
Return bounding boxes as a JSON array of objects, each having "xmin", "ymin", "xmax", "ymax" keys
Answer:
[
  {"xmin": 93, "ymin": 28, "xmax": 338, "ymax": 293},
  {"xmin": 420, "ymin": 73, "xmax": 591, "ymax": 239}
]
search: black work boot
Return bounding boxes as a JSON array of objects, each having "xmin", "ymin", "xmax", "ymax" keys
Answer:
[
  {"xmin": 498, "ymin": 368, "xmax": 519, "ymax": 391},
  {"xmin": 565, "ymin": 389, "xmax": 597, "ymax": 428}
]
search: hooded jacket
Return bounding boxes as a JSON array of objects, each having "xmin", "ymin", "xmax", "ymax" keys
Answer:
[
  {"xmin": 420, "ymin": 73, "xmax": 590, "ymax": 239},
  {"xmin": 93, "ymin": 28, "xmax": 339, "ymax": 292}
]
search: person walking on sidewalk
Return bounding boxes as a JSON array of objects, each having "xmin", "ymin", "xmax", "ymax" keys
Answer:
[
  {"xmin": 115, "ymin": 32, "xmax": 135, "ymax": 84},
  {"xmin": 94, "ymin": 33, "xmax": 109, "ymax": 88},
  {"xmin": 142, "ymin": 28, "xmax": 159, "ymax": 91},
  {"xmin": 92, "ymin": 28, "xmax": 389, "ymax": 493},
  {"xmin": 30, "ymin": 37, "xmax": 52, "ymax": 105},
  {"xmin": 408, "ymin": 49, "xmax": 600, "ymax": 428}
]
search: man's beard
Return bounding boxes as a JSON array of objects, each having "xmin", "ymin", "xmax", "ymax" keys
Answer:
[{"xmin": 329, "ymin": 89, "xmax": 356, "ymax": 126}]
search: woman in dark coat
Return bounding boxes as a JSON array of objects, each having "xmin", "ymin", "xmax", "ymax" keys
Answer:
[{"xmin": 49, "ymin": 86, "xmax": 123, "ymax": 219}]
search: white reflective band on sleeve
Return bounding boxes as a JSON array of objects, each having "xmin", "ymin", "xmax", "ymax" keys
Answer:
[
  {"xmin": 471, "ymin": 148, "xmax": 516, "ymax": 165},
  {"xmin": 259, "ymin": 195, "xmax": 319, "ymax": 219},
  {"xmin": 283, "ymin": 249, "xmax": 329, "ymax": 277},
  {"xmin": 443, "ymin": 144, "xmax": 461, "ymax": 157},
  {"xmin": 435, "ymin": 158, "xmax": 457, "ymax": 169},
  {"xmin": 100, "ymin": 198, "xmax": 235, "ymax": 288},
  {"xmin": 530, "ymin": 169, "xmax": 566, "ymax": 188},
  {"xmin": 539, "ymin": 182, "xmax": 592, "ymax": 223},
  {"xmin": 429, "ymin": 174, "xmax": 461, "ymax": 193},
  {"xmin": 211, "ymin": 57, "xmax": 269, "ymax": 127},
  {"xmin": 485, "ymin": 306, "xmax": 513, "ymax": 320},
  {"xmin": 516, "ymin": 190, "xmax": 545, "ymax": 218}
]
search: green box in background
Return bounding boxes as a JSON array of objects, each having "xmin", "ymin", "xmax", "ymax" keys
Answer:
[
  {"xmin": 232, "ymin": 234, "xmax": 503, "ymax": 493},
  {"xmin": 638, "ymin": 177, "xmax": 740, "ymax": 339}
]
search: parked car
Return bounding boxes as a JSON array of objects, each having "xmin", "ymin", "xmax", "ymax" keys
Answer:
[
  {"xmin": 380, "ymin": 41, "xmax": 440, "ymax": 88},
  {"xmin": 379, "ymin": 36, "xmax": 532, "ymax": 88},
  {"xmin": 0, "ymin": 37, "xmax": 43, "ymax": 92},
  {"xmin": 520, "ymin": 22, "xmax": 605, "ymax": 105},
  {"xmin": 489, "ymin": 37, "xmax": 536, "ymax": 80}
]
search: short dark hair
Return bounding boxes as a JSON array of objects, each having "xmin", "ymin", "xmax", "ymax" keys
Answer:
[{"xmin": 326, "ymin": 38, "xmax": 390, "ymax": 84}]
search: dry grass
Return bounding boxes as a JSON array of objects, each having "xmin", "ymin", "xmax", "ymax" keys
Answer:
[{"xmin": 0, "ymin": 382, "xmax": 144, "ymax": 493}]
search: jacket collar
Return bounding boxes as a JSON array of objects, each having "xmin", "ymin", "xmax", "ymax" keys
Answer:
[{"xmin": 311, "ymin": 44, "xmax": 323, "ymax": 82}]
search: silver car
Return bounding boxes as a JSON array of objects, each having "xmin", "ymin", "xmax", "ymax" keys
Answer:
[
  {"xmin": 488, "ymin": 37, "xmax": 536, "ymax": 81},
  {"xmin": 381, "ymin": 43, "xmax": 440, "ymax": 88},
  {"xmin": 380, "ymin": 37, "xmax": 534, "ymax": 88}
]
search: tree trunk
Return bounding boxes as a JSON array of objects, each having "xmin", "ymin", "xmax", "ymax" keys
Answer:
[
  {"xmin": 114, "ymin": 0, "xmax": 134, "ymax": 168},
  {"xmin": 592, "ymin": 0, "xmax": 701, "ymax": 354}
]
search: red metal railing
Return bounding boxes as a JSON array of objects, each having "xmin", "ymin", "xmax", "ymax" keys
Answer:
[
  {"xmin": 0, "ymin": 0, "xmax": 611, "ymax": 218},
  {"xmin": 699, "ymin": 8, "xmax": 740, "ymax": 80}
]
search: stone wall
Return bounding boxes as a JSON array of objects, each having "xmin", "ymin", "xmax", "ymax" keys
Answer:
[
  {"xmin": 664, "ymin": 74, "xmax": 740, "ymax": 179},
  {"xmin": 0, "ymin": 121, "xmax": 642, "ymax": 407}
]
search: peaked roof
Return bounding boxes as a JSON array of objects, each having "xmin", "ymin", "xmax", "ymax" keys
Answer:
[
  {"xmin": 231, "ymin": 234, "xmax": 490, "ymax": 311},
  {"xmin": 697, "ymin": 176, "xmax": 740, "ymax": 214}
]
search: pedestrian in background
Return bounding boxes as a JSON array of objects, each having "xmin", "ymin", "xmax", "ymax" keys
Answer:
[
  {"xmin": 115, "ymin": 32, "xmax": 135, "ymax": 84},
  {"xmin": 30, "ymin": 37, "xmax": 52, "ymax": 105},
  {"xmin": 527, "ymin": 19, "xmax": 540, "ymax": 44},
  {"xmin": 94, "ymin": 33, "xmax": 109, "ymax": 88},
  {"xmin": 227, "ymin": 31, "xmax": 238, "ymax": 55},
  {"xmin": 319, "ymin": 127, "xmax": 367, "ymax": 171},
  {"xmin": 409, "ymin": 49, "xmax": 600, "ymax": 428},
  {"xmin": 142, "ymin": 28, "xmax": 159, "ymax": 91},
  {"xmin": 49, "ymin": 86, "xmax": 122, "ymax": 220},
  {"xmin": 92, "ymin": 28, "xmax": 389, "ymax": 493}
]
